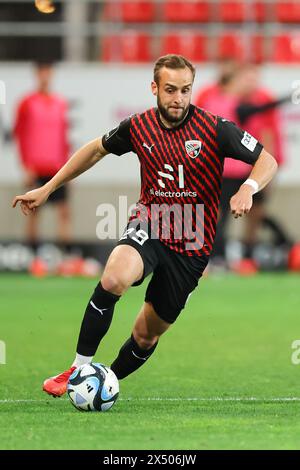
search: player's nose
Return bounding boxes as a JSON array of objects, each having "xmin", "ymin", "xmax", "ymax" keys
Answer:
[{"xmin": 173, "ymin": 91, "xmax": 184, "ymax": 103}]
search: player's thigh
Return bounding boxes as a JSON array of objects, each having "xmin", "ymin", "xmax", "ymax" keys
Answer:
[
  {"xmin": 145, "ymin": 249, "xmax": 209, "ymax": 324},
  {"xmin": 133, "ymin": 301, "xmax": 171, "ymax": 348},
  {"xmin": 102, "ymin": 244, "xmax": 144, "ymax": 293}
]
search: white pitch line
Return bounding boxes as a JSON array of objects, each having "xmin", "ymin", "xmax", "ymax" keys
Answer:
[
  {"xmin": 124, "ymin": 397, "xmax": 300, "ymax": 402},
  {"xmin": 0, "ymin": 397, "xmax": 300, "ymax": 404}
]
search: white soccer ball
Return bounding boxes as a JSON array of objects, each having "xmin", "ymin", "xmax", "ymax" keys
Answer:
[{"xmin": 67, "ymin": 363, "xmax": 119, "ymax": 412}]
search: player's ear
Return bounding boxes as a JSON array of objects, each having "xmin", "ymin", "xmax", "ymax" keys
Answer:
[{"xmin": 151, "ymin": 81, "xmax": 158, "ymax": 96}]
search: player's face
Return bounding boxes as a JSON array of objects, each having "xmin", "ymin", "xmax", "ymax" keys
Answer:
[
  {"xmin": 36, "ymin": 66, "xmax": 53, "ymax": 92},
  {"xmin": 236, "ymin": 66, "xmax": 259, "ymax": 98},
  {"xmin": 152, "ymin": 67, "xmax": 193, "ymax": 126}
]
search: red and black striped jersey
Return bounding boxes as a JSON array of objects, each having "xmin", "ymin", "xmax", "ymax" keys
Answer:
[{"xmin": 102, "ymin": 104, "xmax": 263, "ymax": 257}]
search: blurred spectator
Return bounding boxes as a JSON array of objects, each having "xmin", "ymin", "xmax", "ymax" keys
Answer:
[
  {"xmin": 233, "ymin": 64, "xmax": 287, "ymax": 256},
  {"xmin": 195, "ymin": 58, "xmax": 240, "ymax": 108},
  {"xmin": 14, "ymin": 62, "xmax": 71, "ymax": 245},
  {"xmin": 195, "ymin": 62, "xmax": 287, "ymax": 262}
]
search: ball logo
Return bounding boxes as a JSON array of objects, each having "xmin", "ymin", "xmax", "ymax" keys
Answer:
[
  {"xmin": 101, "ymin": 383, "xmax": 114, "ymax": 401},
  {"xmin": 185, "ymin": 140, "xmax": 202, "ymax": 159}
]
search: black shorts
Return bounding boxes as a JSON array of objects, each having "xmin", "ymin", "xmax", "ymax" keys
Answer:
[
  {"xmin": 117, "ymin": 221, "xmax": 209, "ymax": 324},
  {"xmin": 35, "ymin": 177, "xmax": 68, "ymax": 203}
]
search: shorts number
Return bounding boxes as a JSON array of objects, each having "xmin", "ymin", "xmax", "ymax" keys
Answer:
[{"xmin": 120, "ymin": 228, "xmax": 149, "ymax": 246}]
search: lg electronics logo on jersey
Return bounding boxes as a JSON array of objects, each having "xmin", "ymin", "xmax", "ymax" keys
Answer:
[
  {"xmin": 150, "ymin": 188, "xmax": 197, "ymax": 198},
  {"xmin": 0, "ymin": 340, "xmax": 6, "ymax": 365},
  {"xmin": 291, "ymin": 340, "xmax": 300, "ymax": 365},
  {"xmin": 0, "ymin": 80, "xmax": 6, "ymax": 105}
]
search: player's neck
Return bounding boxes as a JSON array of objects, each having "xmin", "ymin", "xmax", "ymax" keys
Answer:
[
  {"xmin": 158, "ymin": 108, "xmax": 190, "ymax": 129},
  {"xmin": 38, "ymin": 87, "xmax": 51, "ymax": 95}
]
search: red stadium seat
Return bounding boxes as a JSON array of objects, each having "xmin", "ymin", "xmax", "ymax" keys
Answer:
[
  {"xmin": 102, "ymin": 35, "xmax": 119, "ymax": 62},
  {"xmin": 102, "ymin": 1, "xmax": 155, "ymax": 22},
  {"xmin": 160, "ymin": 33, "xmax": 207, "ymax": 62},
  {"xmin": 216, "ymin": 34, "xmax": 265, "ymax": 63},
  {"xmin": 102, "ymin": 33, "xmax": 152, "ymax": 63},
  {"xmin": 253, "ymin": 1, "xmax": 269, "ymax": 22},
  {"xmin": 272, "ymin": 34, "xmax": 300, "ymax": 62},
  {"xmin": 251, "ymin": 34, "xmax": 265, "ymax": 63},
  {"xmin": 162, "ymin": 1, "xmax": 210, "ymax": 23},
  {"xmin": 120, "ymin": 1, "xmax": 156, "ymax": 22},
  {"xmin": 121, "ymin": 32, "xmax": 152, "ymax": 62},
  {"xmin": 219, "ymin": 1, "xmax": 246, "ymax": 22},
  {"xmin": 275, "ymin": 1, "xmax": 300, "ymax": 23},
  {"xmin": 216, "ymin": 33, "xmax": 246, "ymax": 60}
]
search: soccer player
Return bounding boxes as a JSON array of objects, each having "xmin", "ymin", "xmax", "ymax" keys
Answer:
[
  {"xmin": 14, "ymin": 62, "xmax": 71, "ymax": 244},
  {"xmin": 12, "ymin": 55, "xmax": 278, "ymax": 397}
]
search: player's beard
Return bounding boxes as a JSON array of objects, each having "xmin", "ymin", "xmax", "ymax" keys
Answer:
[{"xmin": 157, "ymin": 95, "xmax": 190, "ymax": 125}]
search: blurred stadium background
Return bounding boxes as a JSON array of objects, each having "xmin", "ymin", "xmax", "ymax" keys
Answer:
[{"xmin": 0, "ymin": 0, "xmax": 300, "ymax": 274}]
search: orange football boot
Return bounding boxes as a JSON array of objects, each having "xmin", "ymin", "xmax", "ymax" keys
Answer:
[{"xmin": 43, "ymin": 366, "xmax": 76, "ymax": 397}]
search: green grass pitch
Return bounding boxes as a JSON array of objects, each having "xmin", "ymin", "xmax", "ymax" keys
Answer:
[{"xmin": 0, "ymin": 272, "xmax": 299, "ymax": 450}]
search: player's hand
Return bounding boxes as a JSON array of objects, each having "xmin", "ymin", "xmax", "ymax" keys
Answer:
[
  {"xmin": 12, "ymin": 186, "xmax": 51, "ymax": 216},
  {"xmin": 230, "ymin": 185, "xmax": 254, "ymax": 219}
]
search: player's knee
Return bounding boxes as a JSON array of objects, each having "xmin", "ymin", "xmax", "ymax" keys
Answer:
[
  {"xmin": 58, "ymin": 204, "xmax": 70, "ymax": 221},
  {"xmin": 101, "ymin": 273, "xmax": 129, "ymax": 296},
  {"xmin": 62, "ymin": 210, "xmax": 70, "ymax": 222}
]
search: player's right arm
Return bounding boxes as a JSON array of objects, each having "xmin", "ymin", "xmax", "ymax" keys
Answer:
[
  {"xmin": 13, "ymin": 116, "xmax": 133, "ymax": 216},
  {"xmin": 12, "ymin": 137, "xmax": 108, "ymax": 215}
]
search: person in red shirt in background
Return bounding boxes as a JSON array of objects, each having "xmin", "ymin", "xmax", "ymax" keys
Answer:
[
  {"xmin": 195, "ymin": 62, "xmax": 285, "ymax": 264},
  {"xmin": 234, "ymin": 64, "xmax": 285, "ymax": 257},
  {"xmin": 14, "ymin": 62, "xmax": 71, "ymax": 245}
]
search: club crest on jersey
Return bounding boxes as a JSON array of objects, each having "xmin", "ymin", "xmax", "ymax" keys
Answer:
[{"xmin": 185, "ymin": 140, "xmax": 202, "ymax": 159}]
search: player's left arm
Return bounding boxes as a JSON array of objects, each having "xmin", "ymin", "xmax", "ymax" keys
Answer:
[
  {"xmin": 217, "ymin": 118, "xmax": 278, "ymax": 218},
  {"xmin": 230, "ymin": 148, "xmax": 278, "ymax": 218}
]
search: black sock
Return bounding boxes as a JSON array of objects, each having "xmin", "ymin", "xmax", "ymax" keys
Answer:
[
  {"xmin": 111, "ymin": 334, "xmax": 158, "ymax": 380},
  {"xmin": 76, "ymin": 282, "xmax": 120, "ymax": 356}
]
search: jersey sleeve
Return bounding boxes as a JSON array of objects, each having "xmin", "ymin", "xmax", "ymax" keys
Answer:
[
  {"xmin": 102, "ymin": 117, "xmax": 134, "ymax": 156},
  {"xmin": 216, "ymin": 117, "xmax": 263, "ymax": 165}
]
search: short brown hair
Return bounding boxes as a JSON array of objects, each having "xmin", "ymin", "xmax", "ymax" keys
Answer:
[{"xmin": 153, "ymin": 54, "xmax": 196, "ymax": 84}]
